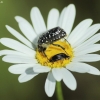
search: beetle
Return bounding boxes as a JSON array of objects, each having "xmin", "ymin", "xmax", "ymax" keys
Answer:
[
  {"xmin": 49, "ymin": 53, "xmax": 70, "ymax": 62},
  {"xmin": 38, "ymin": 27, "xmax": 67, "ymax": 53}
]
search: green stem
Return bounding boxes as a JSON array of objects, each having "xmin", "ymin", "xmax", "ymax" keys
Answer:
[{"xmin": 56, "ymin": 82, "xmax": 64, "ymax": 100}]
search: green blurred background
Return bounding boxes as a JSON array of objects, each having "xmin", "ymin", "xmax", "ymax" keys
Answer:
[{"xmin": 0, "ymin": 0, "xmax": 100, "ymax": 100}]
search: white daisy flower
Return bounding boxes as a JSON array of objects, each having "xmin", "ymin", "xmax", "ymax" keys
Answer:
[{"xmin": 1, "ymin": 4, "xmax": 100, "ymax": 97}]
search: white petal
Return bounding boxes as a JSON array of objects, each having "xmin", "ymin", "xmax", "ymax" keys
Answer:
[
  {"xmin": 0, "ymin": 38, "xmax": 35, "ymax": 56},
  {"xmin": 45, "ymin": 72, "xmax": 56, "ymax": 97},
  {"xmin": 2, "ymin": 55, "xmax": 37, "ymax": 63},
  {"xmin": 74, "ymin": 44, "xmax": 100, "ymax": 56},
  {"xmin": 62, "ymin": 68, "xmax": 76, "ymax": 90},
  {"xmin": 67, "ymin": 62, "xmax": 100, "ymax": 75},
  {"xmin": 30, "ymin": 7, "xmax": 46, "ymax": 35},
  {"xmin": 52, "ymin": 68, "xmax": 62, "ymax": 81},
  {"xmin": 73, "ymin": 54, "xmax": 100, "ymax": 62},
  {"xmin": 0, "ymin": 50, "xmax": 27, "ymax": 56},
  {"xmin": 8, "ymin": 64, "xmax": 35, "ymax": 74},
  {"xmin": 18, "ymin": 23, "xmax": 37, "ymax": 43},
  {"xmin": 47, "ymin": 8, "xmax": 59, "ymax": 30},
  {"xmin": 5, "ymin": 25, "xmax": 33, "ymax": 49},
  {"xmin": 33, "ymin": 65, "xmax": 51, "ymax": 73},
  {"xmin": 74, "ymin": 33, "xmax": 100, "ymax": 51},
  {"xmin": 18, "ymin": 67, "xmax": 38, "ymax": 83},
  {"xmin": 67, "ymin": 19, "xmax": 93, "ymax": 45},
  {"xmin": 67, "ymin": 62, "xmax": 90, "ymax": 73},
  {"xmin": 58, "ymin": 4, "xmax": 76, "ymax": 35},
  {"xmin": 15, "ymin": 16, "xmax": 37, "ymax": 42},
  {"xmin": 73, "ymin": 24, "xmax": 100, "ymax": 47},
  {"xmin": 86, "ymin": 64, "xmax": 100, "ymax": 75},
  {"xmin": 15, "ymin": 16, "xmax": 30, "ymax": 22}
]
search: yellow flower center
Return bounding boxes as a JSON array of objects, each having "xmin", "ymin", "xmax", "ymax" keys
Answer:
[{"xmin": 36, "ymin": 40, "xmax": 74, "ymax": 68}]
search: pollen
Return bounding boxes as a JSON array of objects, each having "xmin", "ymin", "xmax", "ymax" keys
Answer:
[{"xmin": 36, "ymin": 40, "xmax": 74, "ymax": 68}]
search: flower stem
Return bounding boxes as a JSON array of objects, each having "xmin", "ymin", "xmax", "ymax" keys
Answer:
[{"xmin": 56, "ymin": 82, "xmax": 64, "ymax": 100}]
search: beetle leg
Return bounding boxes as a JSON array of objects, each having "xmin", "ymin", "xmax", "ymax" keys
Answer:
[
  {"xmin": 42, "ymin": 51, "xmax": 50, "ymax": 61},
  {"xmin": 64, "ymin": 38, "xmax": 71, "ymax": 45},
  {"xmin": 52, "ymin": 43, "xmax": 65, "ymax": 50},
  {"xmin": 52, "ymin": 43, "xmax": 69, "ymax": 56}
]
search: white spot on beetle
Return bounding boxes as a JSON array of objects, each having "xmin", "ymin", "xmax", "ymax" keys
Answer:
[
  {"xmin": 49, "ymin": 34, "xmax": 51, "ymax": 38},
  {"xmin": 58, "ymin": 36, "xmax": 61, "ymax": 38}
]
